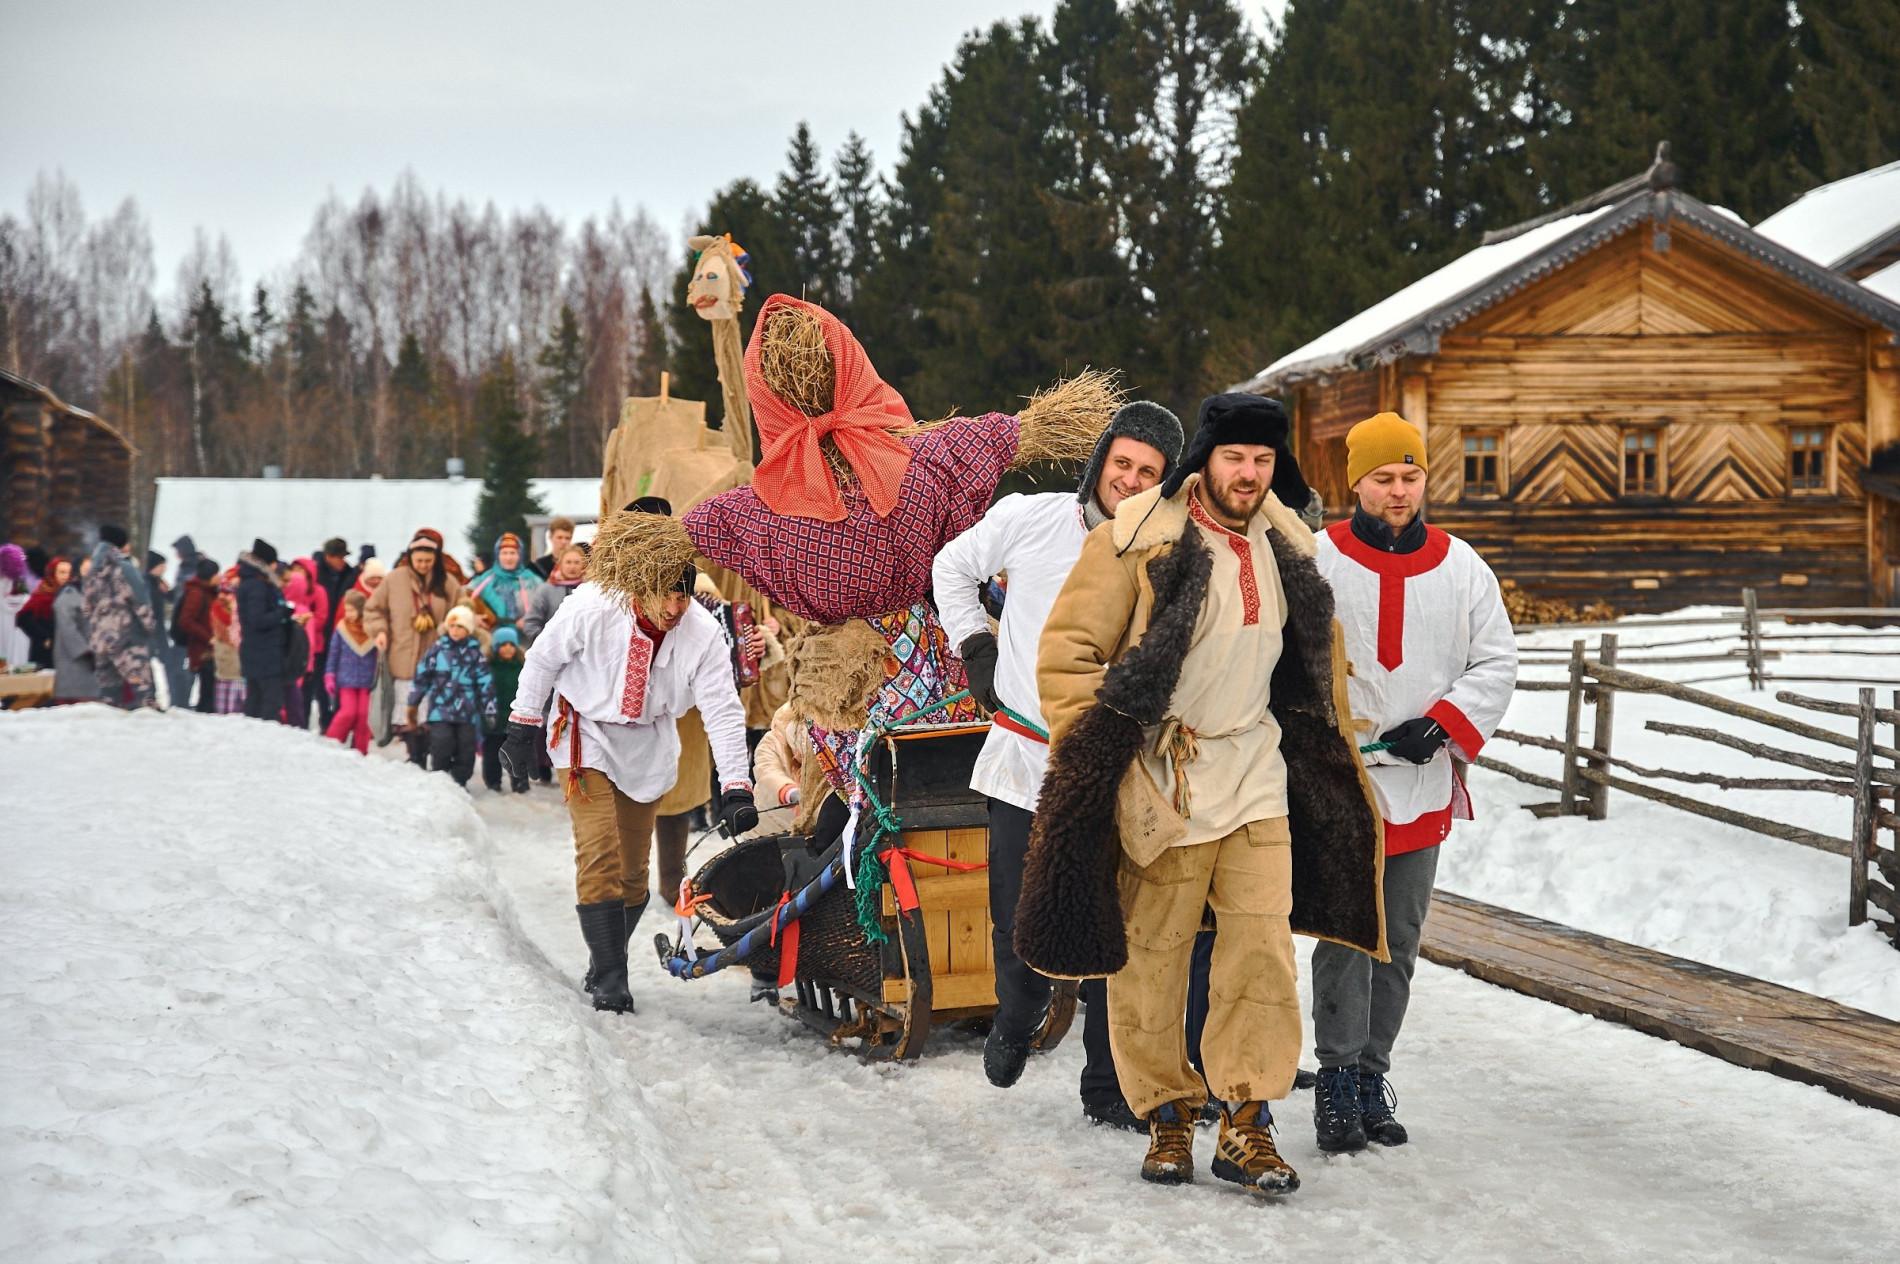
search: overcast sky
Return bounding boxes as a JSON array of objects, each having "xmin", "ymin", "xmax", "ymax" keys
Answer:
[{"xmin": 3, "ymin": 1, "xmax": 1287, "ymax": 296}]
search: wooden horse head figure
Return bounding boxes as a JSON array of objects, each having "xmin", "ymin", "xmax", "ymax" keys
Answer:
[{"xmin": 687, "ymin": 234, "xmax": 750, "ymax": 323}]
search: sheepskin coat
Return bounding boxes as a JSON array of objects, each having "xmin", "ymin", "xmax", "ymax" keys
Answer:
[{"xmin": 1019, "ymin": 477, "xmax": 1388, "ymax": 979}]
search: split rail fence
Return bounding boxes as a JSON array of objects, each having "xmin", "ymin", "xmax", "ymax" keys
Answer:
[
  {"xmin": 1514, "ymin": 589, "xmax": 1900, "ymax": 690},
  {"xmin": 1479, "ymin": 630, "xmax": 1900, "ymax": 945}
]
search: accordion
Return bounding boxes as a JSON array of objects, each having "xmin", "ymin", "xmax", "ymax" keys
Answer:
[{"xmin": 714, "ymin": 600, "xmax": 761, "ymax": 689}]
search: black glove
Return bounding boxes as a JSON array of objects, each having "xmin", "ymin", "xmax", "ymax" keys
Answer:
[
  {"xmin": 1379, "ymin": 717, "xmax": 1449, "ymax": 765},
  {"xmin": 720, "ymin": 788, "xmax": 759, "ymax": 837},
  {"xmin": 958, "ymin": 631, "xmax": 1001, "ymax": 713},
  {"xmin": 500, "ymin": 719, "xmax": 542, "ymax": 782}
]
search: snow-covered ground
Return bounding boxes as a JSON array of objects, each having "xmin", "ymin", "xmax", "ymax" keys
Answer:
[
  {"xmin": 7, "ymin": 705, "xmax": 1900, "ymax": 1261},
  {"xmin": 1444, "ymin": 609, "xmax": 1900, "ymax": 1019}
]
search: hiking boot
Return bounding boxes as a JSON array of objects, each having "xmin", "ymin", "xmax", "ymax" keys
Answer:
[
  {"xmin": 576, "ymin": 901, "xmax": 633, "ymax": 1013},
  {"xmin": 1082, "ymin": 1097, "xmax": 1145, "ymax": 1132},
  {"xmin": 1359, "ymin": 1071, "xmax": 1408, "ymax": 1146},
  {"xmin": 1313, "ymin": 1065, "xmax": 1366, "ymax": 1153},
  {"xmin": 984, "ymin": 1026, "xmax": 1036, "ymax": 1088},
  {"xmin": 1140, "ymin": 1100, "xmax": 1198, "ymax": 1185},
  {"xmin": 1212, "ymin": 1101, "xmax": 1300, "ymax": 1196}
]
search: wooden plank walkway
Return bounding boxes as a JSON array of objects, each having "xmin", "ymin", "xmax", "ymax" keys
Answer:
[{"xmin": 1421, "ymin": 891, "xmax": 1900, "ymax": 1116}]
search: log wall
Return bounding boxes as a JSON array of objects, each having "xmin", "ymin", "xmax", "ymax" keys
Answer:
[
  {"xmin": 0, "ymin": 377, "xmax": 133, "ymax": 555},
  {"xmin": 1289, "ymin": 224, "xmax": 1893, "ymax": 612}
]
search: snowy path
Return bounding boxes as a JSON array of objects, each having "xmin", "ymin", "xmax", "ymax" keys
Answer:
[{"xmin": 6, "ymin": 707, "xmax": 1900, "ymax": 1261}]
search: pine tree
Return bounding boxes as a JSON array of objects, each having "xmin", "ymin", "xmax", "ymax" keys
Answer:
[
  {"xmin": 388, "ymin": 330, "xmax": 433, "ymax": 476},
  {"xmin": 470, "ymin": 354, "xmax": 546, "ymax": 550},
  {"xmin": 833, "ymin": 131, "xmax": 881, "ymax": 316},
  {"xmin": 776, "ymin": 123, "xmax": 843, "ymax": 307},
  {"xmin": 632, "ymin": 286, "xmax": 667, "ymax": 395},
  {"xmin": 1121, "ymin": 0, "xmax": 1254, "ymax": 416},
  {"xmin": 536, "ymin": 304, "xmax": 586, "ymax": 473},
  {"xmin": 1526, "ymin": 0, "xmax": 1808, "ymax": 221},
  {"xmin": 1794, "ymin": 0, "xmax": 1900, "ymax": 183},
  {"xmin": 877, "ymin": 20, "xmax": 1074, "ymax": 418}
]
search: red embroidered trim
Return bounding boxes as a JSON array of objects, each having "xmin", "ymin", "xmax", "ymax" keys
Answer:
[
  {"xmin": 1324, "ymin": 521, "xmax": 1451, "ymax": 671},
  {"xmin": 621, "ymin": 627, "xmax": 653, "ymax": 719},
  {"xmin": 1189, "ymin": 492, "xmax": 1259, "ymax": 626}
]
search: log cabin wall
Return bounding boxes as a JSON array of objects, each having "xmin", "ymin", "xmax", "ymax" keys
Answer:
[
  {"xmin": 1292, "ymin": 221, "xmax": 1890, "ymax": 612},
  {"xmin": 0, "ymin": 373, "xmax": 133, "ymax": 556},
  {"xmin": 1292, "ymin": 369, "xmax": 1381, "ymax": 512}
]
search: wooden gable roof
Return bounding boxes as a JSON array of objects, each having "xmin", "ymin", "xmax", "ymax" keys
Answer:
[{"xmin": 1238, "ymin": 156, "xmax": 1900, "ymax": 396}]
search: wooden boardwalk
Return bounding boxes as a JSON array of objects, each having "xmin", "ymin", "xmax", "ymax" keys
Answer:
[{"xmin": 1421, "ymin": 891, "xmax": 1900, "ymax": 1116}]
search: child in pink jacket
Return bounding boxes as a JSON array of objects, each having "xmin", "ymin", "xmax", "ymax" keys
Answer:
[{"xmin": 324, "ymin": 590, "xmax": 379, "ymax": 754}]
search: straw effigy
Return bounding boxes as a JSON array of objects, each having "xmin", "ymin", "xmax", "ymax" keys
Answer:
[
  {"xmin": 588, "ymin": 510, "xmax": 697, "ymax": 619},
  {"xmin": 784, "ymin": 620, "xmax": 894, "ymax": 732},
  {"xmin": 755, "ymin": 304, "xmax": 1123, "ymax": 485}
]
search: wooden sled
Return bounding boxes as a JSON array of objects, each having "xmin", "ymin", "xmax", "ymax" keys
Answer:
[{"xmin": 691, "ymin": 722, "xmax": 1077, "ymax": 1062}]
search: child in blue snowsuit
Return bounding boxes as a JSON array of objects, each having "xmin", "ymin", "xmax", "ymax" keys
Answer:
[{"xmin": 407, "ymin": 605, "xmax": 497, "ymax": 788}]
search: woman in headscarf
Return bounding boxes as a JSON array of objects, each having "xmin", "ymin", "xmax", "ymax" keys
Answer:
[
  {"xmin": 18, "ymin": 555, "xmax": 71, "ymax": 667},
  {"xmin": 465, "ymin": 532, "xmax": 542, "ymax": 633},
  {"xmin": 362, "ymin": 529, "xmax": 463, "ymax": 762}
]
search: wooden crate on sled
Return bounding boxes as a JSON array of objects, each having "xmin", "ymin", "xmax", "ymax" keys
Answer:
[{"xmin": 689, "ymin": 722, "xmax": 1076, "ymax": 1061}]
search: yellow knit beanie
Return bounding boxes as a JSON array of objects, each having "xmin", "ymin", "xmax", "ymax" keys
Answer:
[{"xmin": 1346, "ymin": 412, "xmax": 1428, "ymax": 487}]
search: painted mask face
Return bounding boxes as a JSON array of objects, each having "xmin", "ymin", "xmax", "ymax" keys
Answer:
[{"xmin": 687, "ymin": 234, "xmax": 745, "ymax": 322}]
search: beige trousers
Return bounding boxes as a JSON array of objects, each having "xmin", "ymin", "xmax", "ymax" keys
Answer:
[
  {"xmin": 1107, "ymin": 819, "xmax": 1300, "ymax": 1118},
  {"xmin": 567, "ymin": 769, "xmax": 662, "ymax": 906}
]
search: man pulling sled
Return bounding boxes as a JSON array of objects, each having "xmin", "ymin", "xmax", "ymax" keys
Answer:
[
  {"xmin": 502, "ymin": 511, "xmax": 758, "ymax": 1014},
  {"xmin": 1018, "ymin": 393, "xmax": 1387, "ymax": 1197}
]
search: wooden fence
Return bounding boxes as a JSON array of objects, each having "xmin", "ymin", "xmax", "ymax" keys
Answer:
[
  {"xmin": 1514, "ymin": 590, "xmax": 1900, "ymax": 690},
  {"xmin": 1480, "ymin": 632, "xmax": 1900, "ymax": 945}
]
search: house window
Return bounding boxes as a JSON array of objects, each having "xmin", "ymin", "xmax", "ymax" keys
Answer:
[
  {"xmin": 1789, "ymin": 427, "xmax": 1830, "ymax": 494},
  {"xmin": 1462, "ymin": 430, "xmax": 1503, "ymax": 498},
  {"xmin": 1622, "ymin": 428, "xmax": 1664, "ymax": 496}
]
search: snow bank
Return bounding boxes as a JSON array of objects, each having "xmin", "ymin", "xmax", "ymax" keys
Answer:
[
  {"xmin": 1442, "ymin": 610, "xmax": 1900, "ymax": 1019},
  {"xmin": 7, "ymin": 704, "xmax": 1900, "ymax": 1260},
  {"xmin": 0, "ymin": 707, "xmax": 698, "ymax": 1262}
]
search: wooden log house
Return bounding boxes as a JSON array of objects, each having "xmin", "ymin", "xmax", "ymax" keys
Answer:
[
  {"xmin": 0, "ymin": 368, "xmax": 135, "ymax": 557},
  {"xmin": 1238, "ymin": 151, "xmax": 1900, "ymax": 611}
]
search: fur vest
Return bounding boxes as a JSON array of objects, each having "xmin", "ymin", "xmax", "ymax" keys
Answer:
[{"xmin": 1017, "ymin": 480, "xmax": 1388, "ymax": 979}]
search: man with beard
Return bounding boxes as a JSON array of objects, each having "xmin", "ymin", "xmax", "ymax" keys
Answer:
[
  {"xmin": 1020, "ymin": 394, "xmax": 1385, "ymax": 1198},
  {"xmin": 933, "ymin": 401, "xmax": 1183, "ymax": 1111}
]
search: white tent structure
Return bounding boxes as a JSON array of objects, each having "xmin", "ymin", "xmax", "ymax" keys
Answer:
[{"xmin": 148, "ymin": 476, "xmax": 601, "ymax": 577}]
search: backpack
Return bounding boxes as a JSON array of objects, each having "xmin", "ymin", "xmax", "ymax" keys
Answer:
[{"xmin": 170, "ymin": 595, "xmax": 190, "ymax": 648}]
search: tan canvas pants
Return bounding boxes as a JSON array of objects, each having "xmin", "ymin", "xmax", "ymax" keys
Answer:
[
  {"xmin": 567, "ymin": 769, "xmax": 662, "ymax": 906},
  {"xmin": 1107, "ymin": 818, "xmax": 1299, "ymax": 1118}
]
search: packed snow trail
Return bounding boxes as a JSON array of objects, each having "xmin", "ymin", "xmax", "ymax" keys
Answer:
[{"xmin": 4, "ymin": 707, "xmax": 1899, "ymax": 1261}]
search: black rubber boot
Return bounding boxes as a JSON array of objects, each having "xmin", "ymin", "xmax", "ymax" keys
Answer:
[
  {"xmin": 585, "ymin": 896, "xmax": 649, "ymax": 993},
  {"xmin": 577, "ymin": 901, "xmax": 633, "ymax": 1013},
  {"xmin": 1313, "ymin": 1065, "xmax": 1366, "ymax": 1153},
  {"xmin": 1358, "ymin": 1070, "xmax": 1408, "ymax": 1146}
]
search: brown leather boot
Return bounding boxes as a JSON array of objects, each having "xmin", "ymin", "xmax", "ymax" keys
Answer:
[
  {"xmin": 1212, "ymin": 1101, "xmax": 1300, "ymax": 1196},
  {"xmin": 1140, "ymin": 1100, "xmax": 1199, "ymax": 1185}
]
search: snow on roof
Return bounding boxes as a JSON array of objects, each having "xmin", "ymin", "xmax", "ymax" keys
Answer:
[
  {"xmin": 1243, "ymin": 205, "xmax": 1618, "ymax": 389},
  {"xmin": 1865, "ymin": 260, "xmax": 1900, "ymax": 305},
  {"xmin": 1753, "ymin": 160, "xmax": 1900, "ymax": 269},
  {"xmin": 148, "ymin": 476, "xmax": 601, "ymax": 576}
]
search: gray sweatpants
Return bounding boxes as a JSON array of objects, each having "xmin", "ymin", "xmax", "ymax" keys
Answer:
[{"xmin": 1311, "ymin": 844, "xmax": 1439, "ymax": 1076}]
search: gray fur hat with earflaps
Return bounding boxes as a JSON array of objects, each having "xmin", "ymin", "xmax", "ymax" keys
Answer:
[{"xmin": 1075, "ymin": 401, "xmax": 1186, "ymax": 506}]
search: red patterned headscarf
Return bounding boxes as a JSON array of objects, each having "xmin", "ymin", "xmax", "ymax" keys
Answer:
[{"xmin": 746, "ymin": 295, "xmax": 913, "ymax": 523}]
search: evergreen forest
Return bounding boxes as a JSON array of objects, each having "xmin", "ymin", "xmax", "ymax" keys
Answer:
[{"xmin": 3, "ymin": 0, "xmax": 1895, "ymax": 526}]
